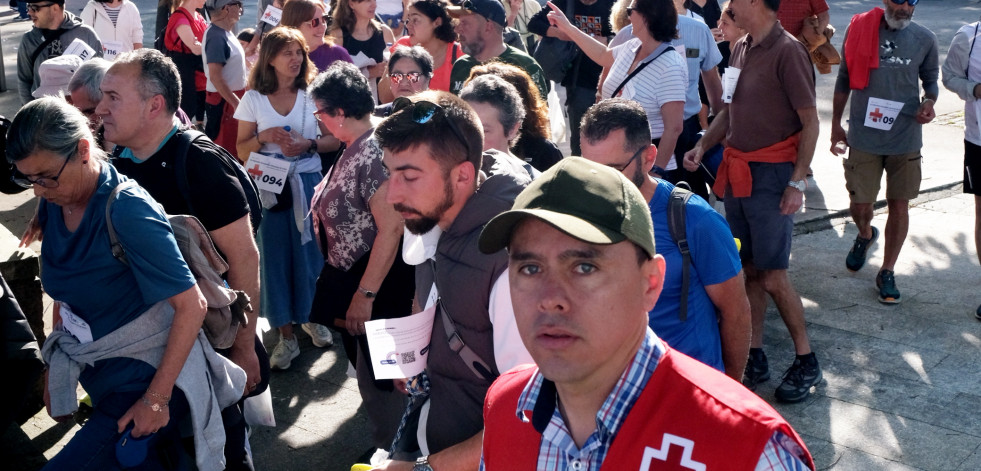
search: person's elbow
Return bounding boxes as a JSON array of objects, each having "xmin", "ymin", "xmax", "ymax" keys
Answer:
[{"xmin": 172, "ymin": 284, "xmax": 208, "ymax": 326}]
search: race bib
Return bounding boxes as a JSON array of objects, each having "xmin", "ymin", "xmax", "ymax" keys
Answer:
[
  {"xmin": 59, "ymin": 302, "xmax": 93, "ymax": 344},
  {"xmin": 722, "ymin": 67, "xmax": 740, "ymax": 104},
  {"xmin": 864, "ymin": 97, "xmax": 903, "ymax": 131},
  {"xmin": 245, "ymin": 152, "xmax": 289, "ymax": 194},
  {"xmin": 64, "ymin": 38, "xmax": 96, "ymax": 61},
  {"xmin": 260, "ymin": 5, "xmax": 282, "ymax": 26},
  {"xmin": 102, "ymin": 40, "xmax": 124, "ymax": 61}
]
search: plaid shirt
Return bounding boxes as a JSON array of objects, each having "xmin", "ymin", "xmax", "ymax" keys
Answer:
[{"xmin": 479, "ymin": 329, "xmax": 811, "ymax": 471}]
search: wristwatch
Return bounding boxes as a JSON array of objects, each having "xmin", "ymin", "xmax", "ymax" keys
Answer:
[
  {"xmin": 412, "ymin": 456, "xmax": 433, "ymax": 471},
  {"xmin": 357, "ymin": 286, "xmax": 377, "ymax": 299},
  {"xmin": 307, "ymin": 139, "xmax": 318, "ymax": 154},
  {"xmin": 787, "ymin": 179, "xmax": 807, "ymax": 192}
]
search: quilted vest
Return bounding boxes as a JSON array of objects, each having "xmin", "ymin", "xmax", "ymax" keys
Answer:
[{"xmin": 414, "ymin": 151, "xmax": 533, "ymax": 453}]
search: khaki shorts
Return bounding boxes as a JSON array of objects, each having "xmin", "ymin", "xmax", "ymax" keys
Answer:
[{"xmin": 843, "ymin": 149, "xmax": 922, "ymax": 203}]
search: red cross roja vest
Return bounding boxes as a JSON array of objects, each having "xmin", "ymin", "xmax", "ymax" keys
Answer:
[{"xmin": 483, "ymin": 348, "xmax": 815, "ymax": 471}]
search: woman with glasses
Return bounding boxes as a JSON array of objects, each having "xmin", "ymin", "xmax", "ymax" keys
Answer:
[
  {"xmin": 329, "ymin": 0, "xmax": 396, "ymax": 100},
  {"xmin": 164, "ymin": 0, "xmax": 208, "ymax": 128},
  {"xmin": 234, "ymin": 28, "xmax": 338, "ymax": 370},
  {"xmin": 9, "ymin": 97, "xmax": 244, "ymax": 471},
  {"xmin": 80, "ymin": 0, "xmax": 143, "ymax": 60},
  {"xmin": 379, "ymin": 0, "xmax": 460, "ymax": 102},
  {"xmin": 280, "ymin": 0, "xmax": 354, "ymax": 72},
  {"xmin": 547, "ymin": 0, "xmax": 685, "ymax": 178},
  {"xmin": 308, "ymin": 61, "xmax": 415, "ymax": 454},
  {"xmin": 374, "ymin": 45, "xmax": 433, "ymax": 117}
]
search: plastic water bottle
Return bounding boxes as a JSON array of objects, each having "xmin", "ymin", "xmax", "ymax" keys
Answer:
[{"xmin": 283, "ymin": 125, "xmax": 305, "ymax": 148}]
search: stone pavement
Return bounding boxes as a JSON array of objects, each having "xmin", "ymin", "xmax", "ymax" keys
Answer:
[{"xmin": 3, "ymin": 1, "xmax": 981, "ymax": 470}]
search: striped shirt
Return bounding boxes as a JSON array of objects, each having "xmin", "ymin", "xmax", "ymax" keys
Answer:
[
  {"xmin": 478, "ymin": 329, "xmax": 811, "ymax": 471},
  {"xmin": 602, "ymin": 38, "xmax": 688, "ymax": 139},
  {"xmin": 104, "ymin": 5, "xmax": 121, "ymax": 27}
]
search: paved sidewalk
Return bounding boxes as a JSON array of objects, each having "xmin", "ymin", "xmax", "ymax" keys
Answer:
[{"xmin": 3, "ymin": 1, "xmax": 981, "ymax": 470}]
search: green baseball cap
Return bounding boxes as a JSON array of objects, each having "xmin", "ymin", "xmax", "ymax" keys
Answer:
[{"xmin": 479, "ymin": 157, "xmax": 656, "ymax": 257}]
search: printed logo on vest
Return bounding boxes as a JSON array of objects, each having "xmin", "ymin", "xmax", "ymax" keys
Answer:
[{"xmin": 638, "ymin": 433, "xmax": 706, "ymax": 471}]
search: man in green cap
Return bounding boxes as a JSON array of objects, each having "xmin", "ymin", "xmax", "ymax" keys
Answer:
[{"xmin": 477, "ymin": 157, "xmax": 813, "ymax": 470}]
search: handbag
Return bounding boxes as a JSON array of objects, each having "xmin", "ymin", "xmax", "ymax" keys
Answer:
[{"xmin": 532, "ymin": 0, "xmax": 579, "ymax": 83}]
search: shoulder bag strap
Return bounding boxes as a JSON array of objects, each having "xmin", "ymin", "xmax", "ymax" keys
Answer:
[
  {"xmin": 106, "ymin": 180, "xmax": 139, "ymax": 265},
  {"xmin": 611, "ymin": 44, "xmax": 675, "ymax": 98},
  {"xmin": 29, "ymin": 28, "xmax": 69, "ymax": 69},
  {"xmin": 429, "ymin": 258, "xmax": 498, "ymax": 382},
  {"xmin": 667, "ymin": 185, "xmax": 693, "ymax": 322}
]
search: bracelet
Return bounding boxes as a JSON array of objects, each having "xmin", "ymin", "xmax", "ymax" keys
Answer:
[
  {"xmin": 141, "ymin": 395, "xmax": 169, "ymax": 412},
  {"xmin": 145, "ymin": 389, "xmax": 171, "ymax": 402}
]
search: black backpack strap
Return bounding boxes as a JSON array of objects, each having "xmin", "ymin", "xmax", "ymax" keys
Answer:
[
  {"xmin": 172, "ymin": 130, "xmax": 202, "ymax": 218},
  {"xmin": 106, "ymin": 181, "xmax": 139, "ymax": 265},
  {"xmin": 667, "ymin": 184, "xmax": 693, "ymax": 322},
  {"xmin": 29, "ymin": 28, "xmax": 69, "ymax": 71}
]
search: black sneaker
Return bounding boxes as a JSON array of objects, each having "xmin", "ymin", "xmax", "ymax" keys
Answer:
[
  {"xmin": 975, "ymin": 304, "xmax": 981, "ymax": 321},
  {"xmin": 775, "ymin": 353, "xmax": 822, "ymax": 403},
  {"xmin": 742, "ymin": 348, "xmax": 770, "ymax": 390},
  {"xmin": 846, "ymin": 226, "xmax": 879, "ymax": 271},
  {"xmin": 876, "ymin": 269, "xmax": 901, "ymax": 304}
]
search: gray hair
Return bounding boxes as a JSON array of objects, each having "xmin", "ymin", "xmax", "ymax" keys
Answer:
[
  {"xmin": 388, "ymin": 45, "xmax": 434, "ymax": 78},
  {"xmin": 68, "ymin": 57, "xmax": 112, "ymax": 102},
  {"xmin": 460, "ymin": 74, "xmax": 526, "ymax": 140},
  {"xmin": 6, "ymin": 97, "xmax": 106, "ymax": 163},
  {"xmin": 112, "ymin": 49, "xmax": 182, "ymax": 113}
]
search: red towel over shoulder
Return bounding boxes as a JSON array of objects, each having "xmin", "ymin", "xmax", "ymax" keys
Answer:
[{"xmin": 844, "ymin": 7, "xmax": 884, "ymax": 90}]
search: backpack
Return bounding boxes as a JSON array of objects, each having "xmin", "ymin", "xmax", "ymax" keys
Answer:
[
  {"xmin": 153, "ymin": 7, "xmax": 194, "ymax": 54},
  {"xmin": 0, "ymin": 115, "xmax": 30, "ymax": 195},
  {"xmin": 666, "ymin": 183, "xmax": 694, "ymax": 322},
  {"xmin": 173, "ymin": 130, "xmax": 263, "ymax": 234},
  {"xmin": 106, "ymin": 181, "xmax": 251, "ymax": 349}
]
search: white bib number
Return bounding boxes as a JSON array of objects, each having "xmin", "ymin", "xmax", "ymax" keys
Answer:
[
  {"xmin": 722, "ymin": 67, "xmax": 740, "ymax": 104},
  {"xmin": 64, "ymin": 38, "xmax": 96, "ymax": 61},
  {"xmin": 245, "ymin": 152, "xmax": 289, "ymax": 194},
  {"xmin": 864, "ymin": 97, "xmax": 903, "ymax": 131},
  {"xmin": 59, "ymin": 302, "xmax": 93, "ymax": 344},
  {"xmin": 260, "ymin": 6, "xmax": 282, "ymax": 26},
  {"xmin": 102, "ymin": 40, "xmax": 124, "ymax": 61}
]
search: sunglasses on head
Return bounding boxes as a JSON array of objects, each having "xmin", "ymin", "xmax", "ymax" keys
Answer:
[
  {"xmin": 390, "ymin": 72, "xmax": 424, "ymax": 85},
  {"xmin": 309, "ymin": 14, "xmax": 331, "ymax": 28},
  {"xmin": 391, "ymin": 97, "xmax": 473, "ymax": 160},
  {"xmin": 889, "ymin": 0, "xmax": 918, "ymax": 5}
]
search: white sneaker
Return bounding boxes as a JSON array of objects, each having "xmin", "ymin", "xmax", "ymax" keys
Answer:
[
  {"xmin": 302, "ymin": 322, "xmax": 334, "ymax": 348},
  {"xmin": 269, "ymin": 335, "xmax": 300, "ymax": 370}
]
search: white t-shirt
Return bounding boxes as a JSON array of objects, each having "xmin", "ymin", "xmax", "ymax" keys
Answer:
[
  {"xmin": 602, "ymin": 39, "xmax": 688, "ymax": 140},
  {"xmin": 202, "ymin": 24, "xmax": 248, "ymax": 93},
  {"xmin": 233, "ymin": 89, "xmax": 319, "ymax": 155}
]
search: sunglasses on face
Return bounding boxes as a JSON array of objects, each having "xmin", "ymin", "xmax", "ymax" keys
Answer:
[
  {"xmin": 889, "ymin": 0, "xmax": 918, "ymax": 5},
  {"xmin": 12, "ymin": 153, "xmax": 72, "ymax": 189},
  {"xmin": 27, "ymin": 2, "xmax": 55, "ymax": 12},
  {"xmin": 391, "ymin": 97, "xmax": 473, "ymax": 160},
  {"xmin": 626, "ymin": 6, "xmax": 635, "ymax": 16},
  {"xmin": 390, "ymin": 72, "xmax": 424, "ymax": 85},
  {"xmin": 309, "ymin": 14, "xmax": 331, "ymax": 28}
]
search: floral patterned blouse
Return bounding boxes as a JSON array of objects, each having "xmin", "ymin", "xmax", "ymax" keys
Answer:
[{"xmin": 310, "ymin": 129, "xmax": 387, "ymax": 271}]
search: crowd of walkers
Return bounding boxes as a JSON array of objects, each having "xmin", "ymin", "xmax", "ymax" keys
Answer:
[{"xmin": 7, "ymin": 0, "xmax": 976, "ymax": 469}]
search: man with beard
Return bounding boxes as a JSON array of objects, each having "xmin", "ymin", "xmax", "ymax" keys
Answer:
[
  {"xmin": 830, "ymin": 0, "xmax": 938, "ymax": 304},
  {"xmin": 580, "ymin": 99, "xmax": 751, "ymax": 381},
  {"xmin": 448, "ymin": 0, "xmax": 549, "ymax": 99},
  {"xmin": 18, "ymin": 0, "xmax": 102, "ymax": 104},
  {"xmin": 682, "ymin": 0, "xmax": 821, "ymax": 403},
  {"xmin": 373, "ymin": 91, "xmax": 534, "ymax": 471}
]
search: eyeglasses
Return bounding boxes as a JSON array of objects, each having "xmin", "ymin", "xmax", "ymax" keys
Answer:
[
  {"xmin": 626, "ymin": 6, "xmax": 635, "ymax": 16},
  {"xmin": 27, "ymin": 2, "xmax": 55, "ymax": 12},
  {"xmin": 12, "ymin": 153, "xmax": 72, "ymax": 189},
  {"xmin": 391, "ymin": 97, "xmax": 473, "ymax": 161},
  {"xmin": 608, "ymin": 145, "xmax": 647, "ymax": 172},
  {"xmin": 313, "ymin": 106, "xmax": 332, "ymax": 123},
  {"xmin": 309, "ymin": 14, "xmax": 331, "ymax": 28},
  {"xmin": 889, "ymin": 0, "xmax": 918, "ymax": 5},
  {"xmin": 390, "ymin": 72, "xmax": 424, "ymax": 85}
]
